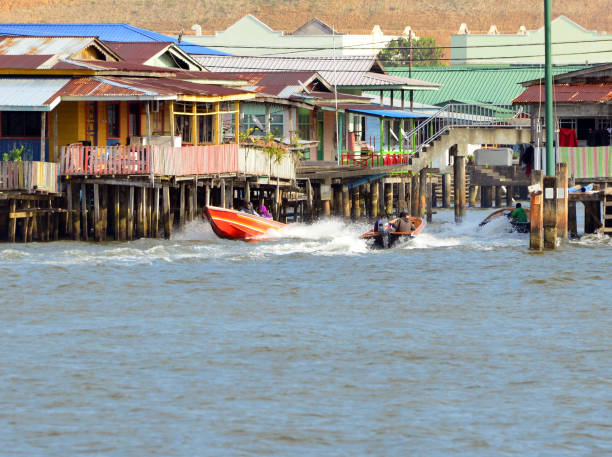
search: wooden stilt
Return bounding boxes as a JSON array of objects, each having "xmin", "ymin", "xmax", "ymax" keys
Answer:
[
  {"xmin": 556, "ymin": 163, "xmax": 568, "ymax": 239},
  {"xmin": 179, "ymin": 182, "xmax": 185, "ymax": 228},
  {"xmin": 66, "ymin": 183, "xmax": 73, "ymax": 238},
  {"xmin": 398, "ymin": 178, "xmax": 407, "ymax": 211},
  {"xmin": 114, "ymin": 186, "xmax": 120, "ymax": 241},
  {"xmin": 584, "ymin": 201, "xmax": 601, "ymax": 234},
  {"xmin": 101, "ymin": 185, "xmax": 109, "ymax": 241},
  {"xmin": 454, "ymin": 156, "xmax": 466, "ymax": 222},
  {"xmin": 193, "ymin": 178, "xmax": 198, "ymax": 219},
  {"xmin": 384, "ymin": 182, "xmax": 393, "ymax": 216},
  {"xmin": 119, "ymin": 187, "xmax": 128, "ymax": 241},
  {"xmin": 163, "ymin": 185, "xmax": 171, "ymax": 239},
  {"xmin": 469, "ymin": 185, "xmax": 478, "ymax": 207},
  {"xmin": 371, "ymin": 180, "xmax": 379, "ymax": 218},
  {"xmin": 23, "ymin": 201, "xmax": 30, "ymax": 242},
  {"xmin": 93, "ymin": 183, "xmax": 101, "ymax": 241},
  {"xmin": 73, "ymin": 185, "xmax": 81, "ymax": 241},
  {"xmin": 530, "ymin": 170, "xmax": 544, "ymax": 251},
  {"xmin": 127, "ymin": 186, "xmax": 134, "ymax": 241},
  {"xmin": 81, "ymin": 183, "xmax": 88, "ymax": 241},
  {"xmin": 8, "ymin": 199, "xmax": 16, "ymax": 243},
  {"xmin": 568, "ymin": 201, "xmax": 578, "ymax": 238},
  {"xmin": 426, "ymin": 181, "xmax": 433, "ymax": 223},
  {"xmin": 220, "ymin": 179, "xmax": 226, "ymax": 208},
  {"xmin": 153, "ymin": 186, "xmax": 160, "ymax": 238},
  {"xmin": 506, "ymin": 185, "xmax": 514, "ymax": 207},
  {"xmin": 418, "ymin": 168, "xmax": 427, "ymax": 218},
  {"xmin": 495, "ymin": 186, "xmax": 502, "ymax": 208},
  {"xmin": 431, "ymin": 182, "xmax": 437, "ymax": 208},
  {"xmin": 137, "ymin": 187, "xmax": 145, "ymax": 238},
  {"xmin": 205, "ymin": 181, "xmax": 210, "ymax": 208},
  {"xmin": 543, "ymin": 175, "xmax": 558, "ymax": 249},
  {"xmin": 442, "ymin": 173, "xmax": 451, "ymax": 208},
  {"xmin": 481, "ymin": 186, "xmax": 492, "ymax": 208},
  {"xmin": 410, "ymin": 174, "xmax": 419, "ymax": 216},
  {"xmin": 342, "ymin": 184, "xmax": 350, "ymax": 219}
]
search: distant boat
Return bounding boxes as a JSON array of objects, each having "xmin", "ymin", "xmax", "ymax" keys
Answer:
[
  {"xmin": 479, "ymin": 207, "xmax": 531, "ymax": 233},
  {"xmin": 204, "ymin": 206, "xmax": 285, "ymax": 241},
  {"xmin": 360, "ymin": 217, "xmax": 426, "ymax": 249}
]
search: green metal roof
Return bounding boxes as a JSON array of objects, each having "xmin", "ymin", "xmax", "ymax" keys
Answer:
[{"xmin": 385, "ymin": 65, "xmax": 586, "ymax": 106}]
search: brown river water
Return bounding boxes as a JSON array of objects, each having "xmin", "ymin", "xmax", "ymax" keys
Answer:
[{"xmin": 1, "ymin": 208, "xmax": 610, "ymax": 456}]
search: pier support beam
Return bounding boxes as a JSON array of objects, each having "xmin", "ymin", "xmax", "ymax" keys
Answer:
[
  {"xmin": 419, "ymin": 168, "xmax": 427, "ymax": 218},
  {"xmin": 384, "ymin": 182, "xmax": 393, "ymax": 217},
  {"xmin": 495, "ymin": 186, "xmax": 503, "ymax": 208},
  {"xmin": 342, "ymin": 184, "xmax": 350, "ymax": 219},
  {"xmin": 530, "ymin": 170, "xmax": 544, "ymax": 251},
  {"xmin": 543, "ymin": 175, "xmax": 558, "ymax": 249},
  {"xmin": 481, "ymin": 186, "xmax": 493, "ymax": 208},
  {"xmin": 101, "ymin": 185, "xmax": 109, "ymax": 240},
  {"xmin": 113, "ymin": 186, "xmax": 120, "ymax": 241},
  {"xmin": 163, "ymin": 185, "xmax": 171, "ymax": 239},
  {"xmin": 442, "ymin": 173, "xmax": 451, "ymax": 208},
  {"xmin": 127, "ymin": 186, "xmax": 134, "ymax": 241},
  {"xmin": 353, "ymin": 186, "xmax": 362, "ymax": 220},
  {"xmin": 584, "ymin": 201, "xmax": 601, "ymax": 234},
  {"xmin": 556, "ymin": 163, "xmax": 568, "ymax": 239},
  {"xmin": 426, "ymin": 181, "xmax": 433, "ymax": 223},
  {"xmin": 454, "ymin": 155, "xmax": 466, "ymax": 223},
  {"xmin": 506, "ymin": 185, "xmax": 514, "ymax": 207},
  {"xmin": 410, "ymin": 174, "xmax": 419, "ymax": 216},
  {"xmin": 179, "ymin": 182, "xmax": 185, "ymax": 228},
  {"xmin": 371, "ymin": 180, "xmax": 379, "ymax": 219},
  {"xmin": 137, "ymin": 187, "xmax": 145, "ymax": 238},
  {"xmin": 568, "ymin": 201, "xmax": 578, "ymax": 238},
  {"xmin": 153, "ymin": 187, "xmax": 160, "ymax": 238},
  {"xmin": 93, "ymin": 184, "xmax": 101, "ymax": 241},
  {"xmin": 469, "ymin": 185, "xmax": 479, "ymax": 207},
  {"xmin": 220, "ymin": 179, "xmax": 226, "ymax": 208},
  {"xmin": 80, "ymin": 183, "xmax": 88, "ymax": 241},
  {"xmin": 8, "ymin": 199, "xmax": 16, "ymax": 243},
  {"xmin": 398, "ymin": 178, "xmax": 407, "ymax": 211}
]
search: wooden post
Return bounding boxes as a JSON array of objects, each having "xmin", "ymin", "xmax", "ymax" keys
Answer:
[
  {"xmin": 418, "ymin": 168, "xmax": 427, "ymax": 218},
  {"xmin": 127, "ymin": 186, "xmax": 134, "ymax": 241},
  {"xmin": 556, "ymin": 162, "xmax": 568, "ymax": 238},
  {"xmin": 371, "ymin": 180, "xmax": 379, "ymax": 218},
  {"xmin": 245, "ymin": 180, "xmax": 251, "ymax": 204},
  {"xmin": 322, "ymin": 199, "xmax": 331, "ymax": 217},
  {"xmin": 359, "ymin": 185, "xmax": 366, "ymax": 219},
  {"xmin": 187, "ymin": 182, "xmax": 194, "ymax": 221},
  {"xmin": 342, "ymin": 184, "xmax": 350, "ymax": 219},
  {"xmin": 205, "ymin": 181, "xmax": 210, "ymax": 208},
  {"xmin": 274, "ymin": 180, "xmax": 280, "ymax": 220},
  {"xmin": 113, "ymin": 186, "xmax": 120, "ymax": 240},
  {"xmin": 495, "ymin": 186, "xmax": 502, "ymax": 208},
  {"xmin": 442, "ymin": 173, "xmax": 451, "ymax": 208},
  {"xmin": 411, "ymin": 174, "xmax": 419, "ymax": 216},
  {"xmin": 384, "ymin": 182, "xmax": 393, "ymax": 216},
  {"xmin": 426, "ymin": 181, "xmax": 433, "ymax": 223},
  {"xmin": 193, "ymin": 178, "xmax": 198, "ymax": 219},
  {"xmin": 81, "ymin": 183, "xmax": 88, "ymax": 241},
  {"xmin": 568, "ymin": 201, "xmax": 578, "ymax": 238},
  {"xmin": 8, "ymin": 199, "xmax": 16, "ymax": 243},
  {"xmin": 220, "ymin": 179, "xmax": 226, "ymax": 208},
  {"xmin": 506, "ymin": 185, "xmax": 514, "ymax": 207},
  {"xmin": 73, "ymin": 185, "xmax": 81, "ymax": 241},
  {"xmin": 398, "ymin": 178, "xmax": 407, "ymax": 211},
  {"xmin": 163, "ymin": 185, "xmax": 171, "ymax": 239},
  {"xmin": 431, "ymin": 182, "xmax": 437, "ymax": 208},
  {"xmin": 119, "ymin": 187, "xmax": 128, "ymax": 241},
  {"xmin": 353, "ymin": 186, "xmax": 361, "ymax": 219},
  {"xmin": 584, "ymin": 201, "xmax": 601, "ymax": 234},
  {"xmin": 469, "ymin": 185, "xmax": 478, "ymax": 207},
  {"xmin": 137, "ymin": 187, "xmax": 145, "ymax": 238},
  {"xmin": 45, "ymin": 198, "xmax": 52, "ymax": 242},
  {"xmin": 93, "ymin": 183, "xmax": 100, "ymax": 241},
  {"xmin": 530, "ymin": 170, "xmax": 544, "ymax": 251},
  {"xmin": 322, "ymin": 178, "xmax": 331, "ymax": 217},
  {"xmin": 153, "ymin": 186, "xmax": 160, "ymax": 238},
  {"xmin": 179, "ymin": 182, "xmax": 185, "ymax": 228},
  {"xmin": 481, "ymin": 186, "xmax": 493, "ymax": 208},
  {"xmin": 23, "ymin": 201, "xmax": 30, "ymax": 242},
  {"xmin": 101, "ymin": 185, "xmax": 109, "ymax": 241},
  {"xmin": 454, "ymin": 156, "xmax": 466, "ymax": 222},
  {"xmin": 543, "ymin": 175, "xmax": 558, "ymax": 249}
]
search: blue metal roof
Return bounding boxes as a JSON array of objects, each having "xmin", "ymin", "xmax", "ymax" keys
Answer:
[
  {"xmin": 0, "ymin": 23, "xmax": 229, "ymax": 55},
  {"xmin": 350, "ymin": 108, "xmax": 427, "ymax": 119}
]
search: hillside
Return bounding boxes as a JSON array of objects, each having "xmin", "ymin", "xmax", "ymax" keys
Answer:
[{"xmin": 1, "ymin": 0, "xmax": 610, "ymax": 50}]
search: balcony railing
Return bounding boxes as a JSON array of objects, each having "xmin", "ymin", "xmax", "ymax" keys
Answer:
[
  {"xmin": 341, "ymin": 151, "xmax": 413, "ymax": 168},
  {"xmin": 0, "ymin": 161, "xmax": 59, "ymax": 193},
  {"xmin": 238, "ymin": 146, "xmax": 296, "ymax": 180}
]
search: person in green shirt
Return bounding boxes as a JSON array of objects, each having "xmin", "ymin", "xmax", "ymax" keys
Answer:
[{"xmin": 510, "ymin": 203, "xmax": 528, "ymax": 223}]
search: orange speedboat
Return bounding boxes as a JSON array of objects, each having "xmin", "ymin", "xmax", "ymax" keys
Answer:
[{"xmin": 204, "ymin": 206, "xmax": 286, "ymax": 241}]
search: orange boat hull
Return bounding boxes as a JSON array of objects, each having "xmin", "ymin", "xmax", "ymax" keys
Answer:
[{"xmin": 204, "ymin": 206, "xmax": 286, "ymax": 241}]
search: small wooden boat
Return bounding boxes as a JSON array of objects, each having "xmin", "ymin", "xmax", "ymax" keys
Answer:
[
  {"xmin": 479, "ymin": 207, "xmax": 531, "ymax": 233},
  {"xmin": 360, "ymin": 216, "xmax": 426, "ymax": 249},
  {"xmin": 204, "ymin": 205, "xmax": 286, "ymax": 241}
]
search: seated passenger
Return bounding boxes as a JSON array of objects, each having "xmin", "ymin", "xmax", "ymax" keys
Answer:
[
  {"xmin": 240, "ymin": 200, "xmax": 259, "ymax": 216},
  {"xmin": 258, "ymin": 199, "xmax": 272, "ymax": 219},
  {"xmin": 391, "ymin": 211, "xmax": 417, "ymax": 232},
  {"xmin": 510, "ymin": 202, "xmax": 528, "ymax": 223}
]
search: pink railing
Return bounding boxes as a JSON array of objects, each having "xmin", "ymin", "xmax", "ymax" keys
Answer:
[
  {"xmin": 60, "ymin": 144, "xmax": 240, "ymax": 176},
  {"xmin": 0, "ymin": 161, "xmax": 59, "ymax": 192}
]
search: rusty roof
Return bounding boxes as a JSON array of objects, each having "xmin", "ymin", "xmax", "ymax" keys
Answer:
[
  {"xmin": 53, "ymin": 77, "xmax": 163, "ymax": 98},
  {"xmin": 103, "ymin": 41, "xmax": 170, "ymax": 62},
  {"xmin": 513, "ymin": 84, "xmax": 612, "ymax": 103},
  {"xmin": 0, "ymin": 36, "xmax": 120, "ymax": 61},
  {"xmin": 0, "ymin": 54, "xmax": 56, "ymax": 69},
  {"xmin": 100, "ymin": 76, "xmax": 255, "ymax": 98},
  {"xmin": 54, "ymin": 58, "xmax": 177, "ymax": 74}
]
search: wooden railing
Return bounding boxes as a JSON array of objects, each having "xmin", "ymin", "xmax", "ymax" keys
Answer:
[
  {"xmin": 341, "ymin": 152, "xmax": 413, "ymax": 168},
  {"xmin": 238, "ymin": 147, "xmax": 296, "ymax": 180},
  {"xmin": 0, "ymin": 161, "xmax": 59, "ymax": 193},
  {"xmin": 60, "ymin": 144, "xmax": 240, "ymax": 177}
]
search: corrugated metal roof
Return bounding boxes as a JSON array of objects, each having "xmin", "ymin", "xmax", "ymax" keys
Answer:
[
  {"xmin": 54, "ymin": 58, "xmax": 177, "ymax": 73},
  {"xmin": 513, "ymin": 84, "xmax": 612, "ymax": 103},
  {"xmin": 0, "ymin": 77, "xmax": 69, "ymax": 110},
  {"xmin": 0, "ymin": 24, "xmax": 228, "ymax": 55},
  {"xmin": 100, "ymin": 77, "xmax": 255, "ymax": 98},
  {"xmin": 55, "ymin": 77, "xmax": 161, "ymax": 98},
  {"xmin": 0, "ymin": 54, "xmax": 55, "ymax": 69},
  {"xmin": 195, "ymin": 55, "xmax": 438, "ymax": 89},
  {"xmin": 349, "ymin": 108, "xmax": 427, "ymax": 119},
  {"xmin": 104, "ymin": 42, "xmax": 169, "ymax": 62},
  {"xmin": 387, "ymin": 64, "xmax": 586, "ymax": 105},
  {"xmin": 0, "ymin": 36, "xmax": 103, "ymax": 57}
]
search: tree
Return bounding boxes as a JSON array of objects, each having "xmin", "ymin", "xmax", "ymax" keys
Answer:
[{"xmin": 378, "ymin": 36, "xmax": 444, "ymax": 67}]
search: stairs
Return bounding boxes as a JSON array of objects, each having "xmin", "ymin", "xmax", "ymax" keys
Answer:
[{"xmin": 603, "ymin": 182, "xmax": 612, "ymax": 235}]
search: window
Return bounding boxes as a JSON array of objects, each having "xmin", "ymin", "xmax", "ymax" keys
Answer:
[
  {"xmin": 198, "ymin": 115, "xmax": 213, "ymax": 143},
  {"xmin": 128, "ymin": 104, "xmax": 141, "ymax": 137},
  {"xmin": 1, "ymin": 111, "xmax": 42, "ymax": 137},
  {"xmin": 297, "ymin": 108, "xmax": 312, "ymax": 140},
  {"xmin": 239, "ymin": 104, "xmax": 284, "ymax": 137},
  {"xmin": 176, "ymin": 115, "xmax": 192, "ymax": 143},
  {"xmin": 107, "ymin": 103, "xmax": 120, "ymax": 138}
]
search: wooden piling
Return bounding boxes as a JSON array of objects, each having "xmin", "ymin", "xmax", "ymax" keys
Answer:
[
  {"xmin": 468, "ymin": 185, "xmax": 478, "ymax": 207},
  {"xmin": 193, "ymin": 179, "xmax": 198, "ymax": 219},
  {"xmin": 384, "ymin": 182, "xmax": 393, "ymax": 216},
  {"xmin": 220, "ymin": 179, "xmax": 226, "ymax": 208},
  {"xmin": 127, "ymin": 186, "xmax": 134, "ymax": 241},
  {"xmin": 454, "ymin": 156, "xmax": 466, "ymax": 222},
  {"xmin": 8, "ymin": 199, "xmax": 16, "ymax": 243},
  {"xmin": 506, "ymin": 185, "xmax": 514, "ymax": 207},
  {"xmin": 137, "ymin": 187, "xmax": 145, "ymax": 238},
  {"xmin": 205, "ymin": 181, "xmax": 211, "ymax": 209},
  {"xmin": 370, "ymin": 180, "xmax": 379, "ymax": 218},
  {"xmin": 543, "ymin": 175, "xmax": 558, "ymax": 249},
  {"xmin": 342, "ymin": 184, "xmax": 350, "ymax": 219},
  {"xmin": 442, "ymin": 173, "xmax": 451, "ymax": 208},
  {"xmin": 481, "ymin": 186, "xmax": 493, "ymax": 208},
  {"xmin": 80, "ymin": 183, "xmax": 88, "ymax": 241},
  {"xmin": 556, "ymin": 163, "xmax": 568, "ymax": 238},
  {"xmin": 431, "ymin": 182, "xmax": 437, "ymax": 208},
  {"xmin": 101, "ymin": 185, "xmax": 109, "ymax": 240},
  {"xmin": 23, "ymin": 201, "xmax": 30, "ymax": 242},
  {"xmin": 399, "ymin": 178, "xmax": 407, "ymax": 211},
  {"xmin": 353, "ymin": 186, "xmax": 361, "ymax": 219},
  {"xmin": 568, "ymin": 201, "xmax": 578, "ymax": 238},
  {"xmin": 530, "ymin": 170, "xmax": 544, "ymax": 251},
  {"xmin": 179, "ymin": 182, "xmax": 185, "ymax": 227},
  {"xmin": 163, "ymin": 185, "xmax": 171, "ymax": 239},
  {"xmin": 584, "ymin": 201, "xmax": 601, "ymax": 234},
  {"xmin": 66, "ymin": 183, "xmax": 73, "ymax": 238},
  {"xmin": 410, "ymin": 174, "xmax": 419, "ymax": 216},
  {"xmin": 153, "ymin": 186, "xmax": 160, "ymax": 238},
  {"xmin": 73, "ymin": 185, "xmax": 81, "ymax": 241},
  {"xmin": 418, "ymin": 168, "xmax": 427, "ymax": 218},
  {"xmin": 426, "ymin": 181, "xmax": 433, "ymax": 223},
  {"xmin": 93, "ymin": 184, "xmax": 101, "ymax": 241},
  {"xmin": 495, "ymin": 186, "xmax": 502, "ymax": 208}
]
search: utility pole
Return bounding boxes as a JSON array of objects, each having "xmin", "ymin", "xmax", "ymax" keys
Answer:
[{"xmin": 544, "ymin": 0, "xmax": 554, "ymax": 176}]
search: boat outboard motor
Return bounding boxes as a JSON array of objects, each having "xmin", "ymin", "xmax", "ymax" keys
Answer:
[{"xmin": 377, "ymin": 218, "xmax": 391, "ymax": 248}]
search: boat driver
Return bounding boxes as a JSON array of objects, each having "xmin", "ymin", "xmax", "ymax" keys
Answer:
[{"xmin": 391, "ymin": 211, "xmax": 416, "ymax": 232}]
